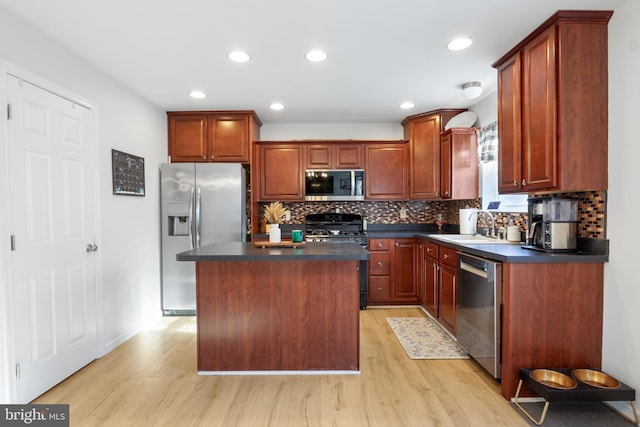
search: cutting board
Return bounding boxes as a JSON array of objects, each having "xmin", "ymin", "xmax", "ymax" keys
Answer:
[{"xmin": 253, "ymin": 240, "xmax": 305, "ymax": 248}]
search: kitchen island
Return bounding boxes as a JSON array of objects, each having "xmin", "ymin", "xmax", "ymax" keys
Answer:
[{"xmin": 177, "ymin": 241, "xmax": 370, "ymax": 373}]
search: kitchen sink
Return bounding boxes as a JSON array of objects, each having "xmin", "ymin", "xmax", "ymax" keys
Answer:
[{"xmin": 429, "ymin": 234, "xmax": 522, "ymax": 245}]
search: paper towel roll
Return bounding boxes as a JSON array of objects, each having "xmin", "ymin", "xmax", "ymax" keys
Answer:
[{"xmin": 459, "ymin": 209, "xmax": 478, "ymax": 235}]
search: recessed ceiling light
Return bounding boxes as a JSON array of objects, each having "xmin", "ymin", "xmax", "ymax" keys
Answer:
[
  {"xmin": 447, "ymin": 37, "xmax": 473, "ymax": 51},
  {"xmin": 189, "ymin": 90, "xmax": 207, "ymax": 99},
  {"xmin": 228, "ymin": 51, "xmax": 251, "ymax": 63},
  {"xmin": 270, "ymin": 103, "xmax": 284, "ymax": 111},
  {"xmin": 400, "ymin": 102, "xmax": 415, "ymax": 109},
  {"xmin": 305, "ymin": 50, "xmax": 327, "ymax": 62}
]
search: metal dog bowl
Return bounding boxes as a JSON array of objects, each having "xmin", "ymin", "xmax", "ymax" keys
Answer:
[
  {"xmin": 530, "ymin": 369, "xmax": 577, "ymax": 389},
  {"xmin": 572, "ymin": 369, "xmax": 621, "ymax": 389}
]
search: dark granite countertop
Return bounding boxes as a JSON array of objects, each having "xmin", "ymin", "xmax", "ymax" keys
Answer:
[
  {"xmin": 364, "ymin": 224, "xmax": 608, "ymax": 264},
  {"xmin": 177, "ymin": 241, "xmax": 370, "ymax": 262}
]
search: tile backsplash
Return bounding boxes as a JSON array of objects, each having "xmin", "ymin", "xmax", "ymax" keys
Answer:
[{"xmin": 259, "ymin": 190, "xmax": 606, "ymax": 239}]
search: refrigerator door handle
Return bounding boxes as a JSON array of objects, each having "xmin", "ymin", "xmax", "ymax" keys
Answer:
[
  {"xmin": 188, "ymin": 187, "xmax": 195, "ymax": 249},
  {"xmin": 195, "ymin": 187, "xmax": 202, "ymax": 248}
]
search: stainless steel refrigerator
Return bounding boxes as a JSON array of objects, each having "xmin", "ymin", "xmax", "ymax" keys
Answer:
[{"xmin": 160, "ymin": 163, "xmax": 247, "ymax": 315}]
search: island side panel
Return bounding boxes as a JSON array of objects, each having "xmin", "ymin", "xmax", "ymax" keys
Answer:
[
  {"xmin": 307, "ymin": 260, "xmax": 360, "ymax": 370},
  {"xmin": 196, "ymin": 259, "xmax": 360, "ymax": 372},
  {"xmin": 501, "ymin": 262, "xmax": 604, "ymax": 399}
]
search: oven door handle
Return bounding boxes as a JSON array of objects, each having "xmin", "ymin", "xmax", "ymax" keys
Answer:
[{"xmin": 460, "ymin": 261, "xmax": 489, "ymax": 279}]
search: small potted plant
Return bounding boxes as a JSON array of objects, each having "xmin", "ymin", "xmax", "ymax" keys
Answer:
[{"xmin": 263, "ymin": 201, "xmax": 287, "ymax": 233}]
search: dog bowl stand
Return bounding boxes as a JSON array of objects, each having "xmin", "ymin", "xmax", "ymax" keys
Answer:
[{"xmin": 514, "ymin": 368, "xmax": 638, "ymax": 426}]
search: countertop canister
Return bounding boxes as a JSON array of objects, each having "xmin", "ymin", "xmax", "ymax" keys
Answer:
[{"xmin": 459, "ymin": 208, "xmax": 478, "ymax": 235}]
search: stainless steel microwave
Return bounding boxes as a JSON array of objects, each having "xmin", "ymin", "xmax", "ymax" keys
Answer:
[{"xmin": 305, "ymin": 169, "xmax": 364, "ymax": 201}]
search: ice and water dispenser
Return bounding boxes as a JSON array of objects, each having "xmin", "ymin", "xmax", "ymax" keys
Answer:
[
  {"xmin": 167, "ymin": 203, "xmax": 190, "ymax": 236},
  {"xmin": 526, "ymin": 196, "xmax": 578, "ymax": 252}
]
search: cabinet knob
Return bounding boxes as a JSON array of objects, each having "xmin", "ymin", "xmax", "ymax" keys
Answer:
[
  {"xmin": 444, "ymin": 190, "xmax": 449, "ymax": 196},
  {"xmin": 202, "ymin": 155, "xmax": 206, "ymax": 160},
  {"xmin": 377, "ymin": 261, "xmax": 383, "ymax": 266},
  {"xmin": 419, "ymin": 244, "xmax": 423, "ymax": 248},
  {"xmin": 395, "ymin": 242, "xmax": 399, "ymax": 247},
  {"xmin": 377, "ymin": 287, "xmax": 383, "ymax": 292},
  {"xmin": 443, "ymin": 254, "xmax": 449, "ymax": 259},
  {"xmin": 211, "ymin": 155, "xmax": 215, "ymax": 160},
  {"xmin": 513, "ymin": 180, "xmax": 517, "ymax": 186},
  {"xmin": 377, "ymin": 242, "xmax": 383, "ymax": 248},
  {"xmin": 522, "ymin": 179, "xmax": 526, "ymax": 186},
  {"xmin": 427, "ymin": 248, "xmax": 432, "ymax": 253}
]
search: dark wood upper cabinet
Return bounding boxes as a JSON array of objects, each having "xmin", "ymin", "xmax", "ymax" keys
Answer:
[
  {"xmin": 440, "ymin": 128, "xmax": 479, "ymax": 200},
  {"xmin": 402, "ymin": 109, "xmax": 465, "ymax": 199},
  {"xmin": 364, "ymin": 143, "xmax": 410, "ymax": 200},
  {"xmin": 305, "ymin": 143, "xmax": 363, "ymax": 169},
  {"xmin": 168, "ymin": 111, "xmax": 261, "ymax": 163},
  {"xmin": 493, "ymin": 10, "xmax": 612, "ymax": 193},
  {"xmin": 256, "ymin": 143, "xmax": 304, "ymax": 201}
]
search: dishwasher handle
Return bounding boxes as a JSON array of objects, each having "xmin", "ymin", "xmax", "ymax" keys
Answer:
[{"xmin": 460, "ymin": 261, "xmax": 489, "ymax": 279}]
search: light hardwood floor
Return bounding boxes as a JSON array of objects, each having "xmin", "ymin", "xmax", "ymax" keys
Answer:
[{"xmin": 33, "ymin": 307, "xmax": 528, "ymax": 426}]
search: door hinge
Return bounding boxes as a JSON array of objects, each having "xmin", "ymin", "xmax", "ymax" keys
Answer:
[
  {"xmin": 15, "ymin": 363, "xmax": 20, "ymax": 380},
  {"xmin": 10, "ymin": 235, "xmax": 16, "ymax": 251},
  {"xmin": 7, "ymin": 103, "xmax": 12, "ymax": 120}
]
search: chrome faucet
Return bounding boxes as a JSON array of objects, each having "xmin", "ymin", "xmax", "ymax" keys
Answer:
[{"xmin": 469, "ymin": 210, "xmax": 495, "ymax": 237}]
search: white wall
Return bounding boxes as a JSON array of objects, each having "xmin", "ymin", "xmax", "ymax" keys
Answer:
[
  {"xmin": 0, "ymin": 6, "xmax": 166, "ymax": 402},
  {"xmin": 260, "ymin": 122, "xmax": 403, "ymax": 140},
  {"xmin": 604, "ymin": 0, "xmax": 640, "ymax": 411}
]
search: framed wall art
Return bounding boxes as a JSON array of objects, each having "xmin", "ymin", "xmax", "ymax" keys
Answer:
[{"xmin": 112, "ymin": 149, "xmax": 145, "ymax": 196}]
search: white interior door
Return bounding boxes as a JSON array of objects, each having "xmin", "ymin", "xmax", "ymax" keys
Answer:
[{"xmin": 7, "ymin": 75, "xmax": 98, "ymax": 403}]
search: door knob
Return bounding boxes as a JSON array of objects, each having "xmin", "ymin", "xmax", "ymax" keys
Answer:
[{"xmin": 86, "ymin": 244, "xmax": 98, "ymax": 253}]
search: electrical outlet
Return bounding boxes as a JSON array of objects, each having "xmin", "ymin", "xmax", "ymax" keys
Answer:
[{"xmin": 400, "ymin": 208, "xmax": 407, "ymax": 219}]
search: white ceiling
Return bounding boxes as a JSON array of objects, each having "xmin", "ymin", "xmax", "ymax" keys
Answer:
[{"xmin": 0, "ymin": 0, "xmax": 624, "ymax": 124}]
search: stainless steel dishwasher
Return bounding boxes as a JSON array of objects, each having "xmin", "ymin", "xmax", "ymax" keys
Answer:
[{"xmin": 456, "ymin": 253, "xmax": 503, "ymax": 379}]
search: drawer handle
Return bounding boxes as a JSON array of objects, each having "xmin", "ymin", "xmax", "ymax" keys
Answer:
[{"xmin": 377, "ymin": 287, "xmax": 382, "ymax": 291}]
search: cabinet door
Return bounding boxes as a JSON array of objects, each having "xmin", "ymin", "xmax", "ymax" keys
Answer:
[
  {"xmin": 407, "ymin": 115, "xmax": 441, "ymax": 199},
  {"xmin": 440, "ymin": 132, "xmax": 452, "ymax": 199},
  {"xmin": 168, "ymin": 114, "xmax": 208, "ymax": 162},
  {"xmin": 522, "ymin": 27, "xmax": 557, "ymax": 191},
  {"xmin": 416, "ymin": 241, "xmax": 425, "ymax": 305},
  {"xmin": 258, "ymin": 145, "xmax": 304, "ymax": 201},
  {"xmin": 439, "ymin": 264, "xmax": 456, "ymax": 335},
  {"xmin": 497, "ymin": 54, "xmax": 523, "ymax": 193},
  {"xmin": 305, "ymin": 145, "xmax": 333, "ymax": 169},
  {"xmin": 208, "ymin": 114, "xmax": 249, "ymax": 162},
  {"xmin": 393, "ymin": 239, "xmax": 417, "ymax": 301},
  {"xmin": 335, "ymin": 145, "xmax": 363, "ymax": 168},
  {"xmin": 424, "ymin": 255, "xmax": 439, "ymax": 318},
  {"xmin": 365, "ymin": 144, "xmax": 409, "ymax": 200}
]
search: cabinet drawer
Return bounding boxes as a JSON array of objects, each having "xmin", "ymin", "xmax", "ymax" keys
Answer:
[
  {"xmin": 368, "ymin": 276, "xmax": 391, "ymax": 301},
  {"xmin": 424, "ymin": 241, "xmax": 439, "ymax": 259},
  {"xmin": 369, "ymin": 238, "xmax": 391, "ymax": 251},
  {"xmin": 439, "ymin": 246, "xmax": 458, "ymax": 268},
  {"xmin": 369, "ymin": 253, "xmax": 391, "ymax": 275}
]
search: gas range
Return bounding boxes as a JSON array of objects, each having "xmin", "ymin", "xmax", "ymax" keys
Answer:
[
  {"xmin": 304, "ymin": 212, "xmax": 369, "ymax": 310},
  {"xmin": 304, "ymin": 213, "xmax": 367, "ymax": 246}
]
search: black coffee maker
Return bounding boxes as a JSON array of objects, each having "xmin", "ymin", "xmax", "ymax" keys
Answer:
[{"xmin": 525, "ymin": 196, "xmax": 578, "ymax": 252}]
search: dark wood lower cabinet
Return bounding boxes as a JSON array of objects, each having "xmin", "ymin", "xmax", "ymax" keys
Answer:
[
  {"xmin": 368, "ymin": 238, "xmax": 418, "ymax": 305},
  {"xmin": 501, "ymin": 262, "xmax": 604, "ymax": 400}
]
